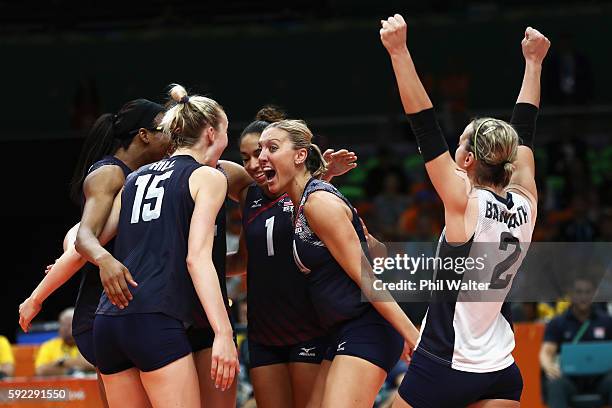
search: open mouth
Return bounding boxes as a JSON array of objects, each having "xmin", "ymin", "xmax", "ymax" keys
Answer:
[{"xmin": 263, "ymin": 168, "xmax": 277, "ymax": 181}]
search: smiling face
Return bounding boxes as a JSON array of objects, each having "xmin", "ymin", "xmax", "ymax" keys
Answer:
[
  {"xmin": 258, "ymin": 127, "xmax": 307, "ymax": 194},
  {"xmin": 240, "ymin": 133, "xmax": 266, "ymax": 186}
]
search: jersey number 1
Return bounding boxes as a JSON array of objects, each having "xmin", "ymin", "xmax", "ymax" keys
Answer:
[
  {"xmin": 265, "ymin": 216, "xmax": 275, "ymax": 256},
  {"xmin": 131, "ymin": 171, "xmax": 174, "ymax": 224}
]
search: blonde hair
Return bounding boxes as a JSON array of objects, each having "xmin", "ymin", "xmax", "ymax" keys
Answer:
[
  {"xmin": 161, "ymin": 84, "xmax": 224, "ymax": 149},
  {"xmin": 266, "ymin": 120, "xmax": 328, "ymax": 178},
  {"xmin": 468, "ymin": 117, "xmax": 518, "ymax": 187}
]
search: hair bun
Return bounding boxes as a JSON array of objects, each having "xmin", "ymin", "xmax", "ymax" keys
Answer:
[
  {"xmin": 255, "ymin": 105, "xmax": 285, "ymax": 123},
  {"xmin": 169, "ymin": 83, "xmax": 189, "ymax": 103}
]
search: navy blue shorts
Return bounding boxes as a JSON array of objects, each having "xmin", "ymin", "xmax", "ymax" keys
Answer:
[
  {"xmin": 74, "ymin": 330, "xmax": 96, "ymax": 367},
  {"xmin": 324, "ymin": 307, "xmax": 403, "ymax": 373},
  {"xmin": 248, "ymin": 336, "xmax": 329, "ymax": 369},
  {"xmin": 93, "ymin": 313, "xmax": 192, "ymax": 375},
  {"xmin": 397, "ymin": 350, "xmax": 523, "ymax": 408},
  {"xmin": 186, "ymin": 326, "xmax": 237, "ymax": 353}
]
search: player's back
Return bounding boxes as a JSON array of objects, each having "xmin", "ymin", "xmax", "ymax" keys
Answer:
[
  {"xmin": 418, "ymin": 188, "xmax": 535, "ymax": 372},
  {"xmin": 96, "ymin": 154, "xmax": 207, "ymax": 325}
]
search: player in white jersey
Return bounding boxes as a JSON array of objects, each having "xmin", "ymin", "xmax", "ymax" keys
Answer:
[{"xmin": 380, "ymin": 14, "xmax": 550, "ymax": 408}]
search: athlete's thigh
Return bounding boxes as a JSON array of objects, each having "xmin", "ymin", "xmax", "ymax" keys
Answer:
[
  {"xmin": 139, "ymin": 354, "xmax": 200, "ymax": 408},
  {"xmin": 288, "ymin": 362, "xmax": 320, "ymax": 408},
  {"xmin": 100, "ymin": 368, "xmax": 151, "ymax": 408},
  {"xmin": 468, "ymin": 399, "xmax": 520, "ymax": 408},
  {"xmin": 307, "ymin": 359, "xmax": 331, "ymax": 408},
  {"xmin": 193, "ymin": 348, "xmax": 237, "ymax": 408},
  {"xmin": 250, "ymin": 363, "xmax": 293, "ymax": 408},
  {"xmin": 322, "ymin": 355, "xmax": 387, "ymax": 408}
]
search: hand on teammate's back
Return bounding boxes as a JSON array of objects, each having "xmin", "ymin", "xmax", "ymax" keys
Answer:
[
  {"xmin": 380, "ymin": 14, "xmax": 408, "ymax": 55},
  {"xmin": 210, "ymin": 332, "xmax": 239, "ymax": 392},
  {"xmin": 521, "ymin": 27, "xmax": 551, "ymax": 65},
  {"xmin": 98, "ymin": 254, "xmax": 137, "ymax": 309}
]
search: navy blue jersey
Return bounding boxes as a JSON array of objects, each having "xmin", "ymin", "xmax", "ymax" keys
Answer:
[
  {"xmin": 96, "ymin": 155, "xmax": 228, "ymax": 325},
  {"xmin": 292, "ymin": 178, "xmax": 371, "ymax": 329},
  {"xmin": 243, "ymin": 184, "xmax": 326, "ymax": 346},
  {"xmin": 73, "ymin": 156, "xmax": 132, "ymax": 336}
]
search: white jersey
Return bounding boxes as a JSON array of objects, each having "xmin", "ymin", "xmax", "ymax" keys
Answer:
[{"xmin": 416, "ymin": 188, "xmax": 535, "ymax": 373}]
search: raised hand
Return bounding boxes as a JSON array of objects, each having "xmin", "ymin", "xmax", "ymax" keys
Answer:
[
  {"xmin": 323, "ymin": 149, "xmax": 357, "ymax": 179},
  {"xmin": 380, "ymin": 14, "xmax": 408, "ymax": 55},
  {"xmin": 521, "ymin": 27, "xmax": 551, "ymax": 66}
]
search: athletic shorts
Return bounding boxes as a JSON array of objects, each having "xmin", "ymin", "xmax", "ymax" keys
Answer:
[
  {"xmin": 248, "ymin": 336, "xmax": 329, "ymax": 369},
  {"xmin": 186, "ymin": 326, "xmax": 237, "ymax": 354},
  {"xmin": 324, "ymin": 307, "xmax": 403, "ymax": 373},
  {"xmin": 73, "ymin": 330, "xmax": 96, "ymax": 367},
  {"xmin": 93, "ymin": 313, "xmax": 192, "ymax": 375},
  {"xmin": 397, "ymin": 350, "xmax": 523, "ymax": 408}
]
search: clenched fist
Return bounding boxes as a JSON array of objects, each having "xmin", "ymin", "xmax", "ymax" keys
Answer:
[
  {"xmin": 522, "ymin": 27, "xmax": 551, "ymax": 65},
  {"xmin": 380, "ymin": 14, "xmax": 408, "ymax": 55}
]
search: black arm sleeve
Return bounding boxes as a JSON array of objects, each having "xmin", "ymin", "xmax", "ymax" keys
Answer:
[
  {"xmin": 407, "ymin": 108, "xmax": 449, "ymax": 163},
  {"xmin": 510, "ymin": 102, "xmax": 539, "ymax": 148}
]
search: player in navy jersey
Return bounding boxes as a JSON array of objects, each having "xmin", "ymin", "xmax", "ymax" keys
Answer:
[
  {"xmin": 231, "ymin": 106, "xmax": 361, "ymax": 408},
  {"xmin": 74, "ymin": 84, "xmax": 239, "ymax": 408},
  {"xmin": 19, "ymin": 98, "xmax": 170, "ymax": 405},
  {"xmin": 380, "ymin": 14, "xmax": 550, "ymax": 408},
  {"xmin": 258, "ymin": 119, "xmax": 420, "ymax": 408}
]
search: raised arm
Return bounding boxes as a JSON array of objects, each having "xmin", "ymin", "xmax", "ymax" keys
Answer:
[
  {"xmin": 508, "ymin": 27, "xmax": 550, "ymax": 206},
  {"xmin": 19, "ymin": 195, "xmax": 123, "ymax": 332},
  {"xmin": 381, "ymin": 14, "xmax": 468, "ymax": 214},
  {"xmin": 187, "ymin": 166, "xmax": 238, "ymax": 391},
  {"xmin": 305, "ymin": 192, "xmax": 420, "ymax": 349}
]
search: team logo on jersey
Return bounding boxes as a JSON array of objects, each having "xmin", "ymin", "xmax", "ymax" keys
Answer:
[
  {"xmin": 298, "ymin": 347, "xmax": 317, "ymax": 357},
  {"xmin": 337, "ymin": 341, "xmax": 346, "ymax": 351},
  {"xmin": 283, "ymin": 200, "xmax": 294, "ymax": 213},
  {"xmin": 251, "ymin": 198, "xmax": 263, "ymax": 208}
]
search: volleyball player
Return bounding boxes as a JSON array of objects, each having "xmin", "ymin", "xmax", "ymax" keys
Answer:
[
  {"xmin": 258, "ymin": 120, "xmax": 420, "ymax": 408},
  {"xmin": 74, "ymin": 85, "xmax": 239, "ymax": 408},
  {"xmin": 19, "ymin": 98, "xmax": 170, "ymax": 405},
  {"xmin": 233, "ymin": 107, "xmax": 360, "ymax": 408},
  {"xmin": 379, "ymin": 14, "xmax": 550, "ymax": 408}
]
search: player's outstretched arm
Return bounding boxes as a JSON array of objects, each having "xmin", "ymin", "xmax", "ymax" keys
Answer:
[
  {"xmin": 305, "ymin": 192, "xmax": 420, "ymax": 349},
  {"xmin": 381, "ymin": 14, "xmax": 468, "ymax": 215},
  {"xmin": 508, "ymin": 27, "xmax": 550, "ymax": 205},
  {"xmin": 187, "ymin": 166, "xmax": 238, "ymax": 392},
  {"xmin": 19, "ymin": 208, "xmax": 122, "ymax": 332}
]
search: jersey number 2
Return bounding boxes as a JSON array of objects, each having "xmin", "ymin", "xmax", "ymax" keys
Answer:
[
  {"xmin": 265, "ymin": 216, "xmax": 275, "ymax": 256},
  {"xmin": 131, "ymin": 171, "xmax": 174, "ymax": 224},
  {"xmin": 489, "ymin": 231, "xmax": 521, "ymax": 289}
]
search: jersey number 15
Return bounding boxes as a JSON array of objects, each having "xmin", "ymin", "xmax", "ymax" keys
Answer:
[{"xmin": 131, "ymin": 171, "xmax": 174, "ymax": 224}]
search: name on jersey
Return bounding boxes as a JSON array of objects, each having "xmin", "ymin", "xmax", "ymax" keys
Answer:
[
  {"xmin": 149, "ymin": 160, "xmax": 175, "ymax": 172},
  {"xmin": 485, "ymin": 201, "xmax": 528, "ymax": 228}
]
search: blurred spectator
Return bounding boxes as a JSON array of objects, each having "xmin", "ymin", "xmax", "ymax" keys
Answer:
[
  {"xmin": 544, "ymin": 32, "xmax": 593, "ymax": 105},
  {"xmin": 539, "ymin": 278, "xmax": 612, "ymax": 408},
  {"xmin": 372, "ymin": 172, "xmax": 411, "ymax": 240},
  {"xmin": 560, "ymin": 195, "xmax": 600, "ymax": 241},
  {"xmin": 0, "ymin": 335, "xmax": 15, "ymax": 379},
  {"xmin": 364, "ymin": 146, "xmax": 410, "ymax": 199},
  {"xmin": 34, "ymin": 308, "xmax": 94, "ymax": 376}
]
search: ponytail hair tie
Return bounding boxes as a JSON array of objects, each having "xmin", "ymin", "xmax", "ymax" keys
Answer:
[{"xmin": 179, "ymin": 95, "xmax": 190, "ymax": 104}]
